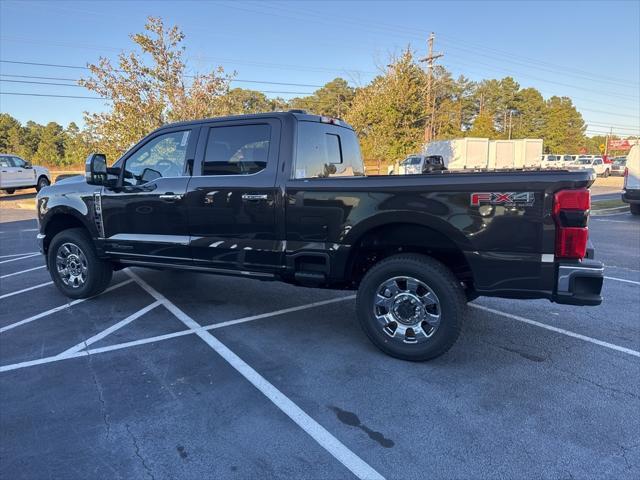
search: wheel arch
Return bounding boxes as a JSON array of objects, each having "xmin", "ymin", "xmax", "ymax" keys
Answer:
[{"xmin": 41, "ymin": 208, "xmax": 94, "ymax": 254}]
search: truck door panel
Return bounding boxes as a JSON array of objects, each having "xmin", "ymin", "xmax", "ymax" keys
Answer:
[
  {"xmin": 186, "ymin": 119, "xmax": 282, "ymax": 272},
  {"xmin": 100, "ymin": 127, "xmax": 199, "ymax": 263}
]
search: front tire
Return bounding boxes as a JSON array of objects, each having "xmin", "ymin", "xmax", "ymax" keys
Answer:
[
  {"xmin": 356, "ymin": 254, "xmax": 466, "ymax": 361},
  {"xmin": 602, "ymin": 169, "xmax": 609, "ymax": 178},
  {"xmin": 47, "ymin": 228, "xmax": 113, "ymax": 299},
  {"xmin": 36, "ymin": 176, "xmax": 50, "ymax": 192},
  {"xmin": 3, "ymin": 188, "xmax": 15, "ymax": 194},
  {"xmin": 631, "ymin": 203, "xmax": 640, "ymax": 215}
]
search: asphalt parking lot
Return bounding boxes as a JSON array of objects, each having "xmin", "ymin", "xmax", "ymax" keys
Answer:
[{"xmin": 1, "ymin": 207, "xmax": 638, "ymax": 479}]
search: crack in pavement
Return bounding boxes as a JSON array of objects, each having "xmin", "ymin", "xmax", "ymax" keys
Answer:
[
  {"xmin": 85, "ymin": 349, "xmax": 111, "ymax": 439},
  {"xmin": 125, "ymin": 424, "xmax": 155, "ymax": 480}
]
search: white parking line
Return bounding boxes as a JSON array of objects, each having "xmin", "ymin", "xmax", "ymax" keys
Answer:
[
  {"xmin": 470, "ymin": 304, "xmax": 640, "ymax": 358},
  {"xmin": 0, "ymin": 293, "xmax": 355, "ymax": 372},
  {"xmin": 0, "ymin": 252, "xmax": 39, "ymax": 259},
  {"xmin": 605, "ymin": 276, "xmax": 640, "ymax": 286},
  {"xmin": 0, "ymin": 265, "xmax": 46, "ymax": 279},
  {"xmin": 0, "ymin": 253, "xmax": 39, "ymax": 264},
  {"xmin": 0, "ymin": 280, "xmax": 133, "ymax": 334},
  {"xmin": 0, "ymin": 281, "xmax": 53, "ymax": 300},
  {"xmin": 125, "ymin": 269, "xmax": 384, "ymax": 480},
  {"xmin": 57, "ymin": 300, "xmax": 162, "ymax": 357}
]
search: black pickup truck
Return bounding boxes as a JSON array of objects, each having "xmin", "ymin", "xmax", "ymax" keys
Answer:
[{"xmin": 36, "ymin": 111, "xmax": 604, "ymax": 361}]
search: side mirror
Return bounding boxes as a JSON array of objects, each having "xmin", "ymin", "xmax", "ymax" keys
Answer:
[
  {"xmin": 24, "ymin": 162, "xmax": 33, "ymax": 169},
  {"xmin": 85, "ymin": 153, "xmax": 108, "ymax": 185}
]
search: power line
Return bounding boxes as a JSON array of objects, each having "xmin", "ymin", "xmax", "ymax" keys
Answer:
[
  {"xmin": 0, "ymin": 61, "xmax": 325, "ymax": 88},
  {"xmin": 0, "ymin": 92, "xmax": 106, "ymax": 100}
]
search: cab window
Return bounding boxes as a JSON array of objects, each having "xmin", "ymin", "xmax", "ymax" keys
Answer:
[
  {"xmin": 295, "ymin": 122, "xmax": 364, "ymax": 179},
  {"xmin": 123, "ymin": 131, "xmax": 190, "ymax": 186},
  {"xmin": 202, "ymin": 124, "xmax": 271, "ymax": 176},
  {"xmin": 0, "ymin": 157, "xmax": 10, "ymax": 167}
]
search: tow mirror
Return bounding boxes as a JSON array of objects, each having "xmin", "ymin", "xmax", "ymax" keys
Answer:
[{"xmin": 85, "ymin": 153, "xmax": 108, "ymax": 185}]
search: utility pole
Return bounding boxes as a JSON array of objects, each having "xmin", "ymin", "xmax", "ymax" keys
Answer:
[
  {"xmin": 604, "ymin": 127, "xmax": 613, "ymax": 156},
  {"xmin": 419, "ymin": 32, "xmax": 444, "ymax": 143},
  {"xmin": 508, "ymin": 110, "xmax": 513, "ymax": 140}
]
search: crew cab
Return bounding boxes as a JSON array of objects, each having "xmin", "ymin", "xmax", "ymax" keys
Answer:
[
  {"xmin": 36, "ymin": 112, "xmax": 604, "ymax": 361},
  {"xmin": 570, "ymin": 156, "xmax": 611, "ymax": 177},
  {"xmin": 0, "ymin": 154, "xmax": 51, "ymax": 194}
]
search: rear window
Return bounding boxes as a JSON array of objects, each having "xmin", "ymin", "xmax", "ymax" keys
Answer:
[{"xmin": 294, "ymin": 122, "xmax": 364, "ymax": 179}]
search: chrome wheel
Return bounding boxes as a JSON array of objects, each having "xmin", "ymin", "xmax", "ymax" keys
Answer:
[
  {"xmin": 55, "ymin": 242, "xmax": 88, "ymax": 289},
  {"xmin": 373, "ymin": 276, "xmax": 441, "ymax": 344}
]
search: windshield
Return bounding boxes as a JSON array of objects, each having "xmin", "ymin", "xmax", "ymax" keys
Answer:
[
  {"xmin": 614, "ymin": 158, "xmax": 626, "ymax": 165},
  {"xmin": 578, "ymin": 159, "xmax": 592, "ymax": 164},
  {"xmin": 402, "ymin": 156, "xmax": 421, "ymax": 165}
]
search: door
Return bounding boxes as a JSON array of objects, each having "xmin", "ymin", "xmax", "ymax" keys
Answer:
[
  {"xmin": 10, "ymin": 157, "xmax": 37, "ymax": 186},
  {"xmin": 0, "ymin": 156, "xmax": 17, "ymax": 188},
  {"xmin": 100, "ymin": 127, "xmax": 199, "ymax": 264},
  {"xmin": 186, "ymin": 119, "xmax": 282, "ymax": 273}
]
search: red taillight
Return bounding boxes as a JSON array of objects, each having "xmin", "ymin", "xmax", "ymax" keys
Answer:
[
  {"xmin": 556, "ymin": 227, "xmax": 589, "ymax": 259},
  {"xmin": 553, "ymin": 188, "xmax": 590, "ymax": 259}
]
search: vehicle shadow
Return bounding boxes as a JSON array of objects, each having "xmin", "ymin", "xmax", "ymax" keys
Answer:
[{"xmin": 0, "ymin": 191, "xmax": 36, "ymax": 202}]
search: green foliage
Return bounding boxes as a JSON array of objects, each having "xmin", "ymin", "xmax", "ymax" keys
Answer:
[{"xmin": 290, "ymin": 78, "xmax": 355, "ymax": 118}]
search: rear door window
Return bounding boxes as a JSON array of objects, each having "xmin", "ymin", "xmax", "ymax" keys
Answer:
[{"xmin": 202, "ymin": 124, "xmax": 271, "ymax": 176}]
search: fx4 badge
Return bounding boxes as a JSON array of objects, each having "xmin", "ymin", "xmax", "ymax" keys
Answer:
[{"xmin": 470, "ymin": 192, "xmax": 535, "ymax": 207}]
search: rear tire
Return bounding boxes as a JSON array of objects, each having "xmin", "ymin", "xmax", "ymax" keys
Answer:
[
  {"xmin": 356, "ymin": 254, "xmax": 466, "ymax": 361},
  {"xmin": 36, "ymin": 176, "xmax": 50, "ymax": 192},
  {"xmin": 603, "ymin": 169, "xmax": 609, "ymax": 178},
  {"xmin": 630, "ymin": 203, "xmax": 640, "ymax": 215},
  {"xmin": 47, "ymin": 228, "xmax": 113, "ymax": 299},
  {"xmin": 3, "ymin": 189, "xmax": 15, "ymax": 194}
]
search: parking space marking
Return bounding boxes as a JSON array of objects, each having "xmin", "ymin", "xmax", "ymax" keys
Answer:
[
  {"xmin": 57, "ymin": 300, "xmax": 162, "ymax": 357},
  {"xmin": 0, "ymin": 294, "xmax": 355, "ymax": 373},
  {"xmin": 0, "ymin": 252, "xmax": 39, "ymax": 259},
  {"xmin": 0, "ymin": 265, "xmax": 46, "ymax": 279},
  {"xmin": 125, "ymin": 269, "xmax": 384, "ymax": 480},
  {"xmin": 0, "ymin": 281, "xmax": 53, "ymax": 300},
  {"xmin": 0, "ymin": 253, "xmax": 39, "ymax": 264},
  {"xmin": 605, "ymin": 276, "xmax": 640, "ymax": 286},
  {"xmin": 470, "ymin": 304, "xmax": 640, "ymax": 358},
  {"xmin": 0, "ymin": 279, "xmax": 134, "ymax": 334}
]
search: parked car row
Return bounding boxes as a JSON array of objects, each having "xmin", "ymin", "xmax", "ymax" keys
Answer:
[{"xmin": 0, "ymin": 154, "xmax": 51, "ymax": 194}]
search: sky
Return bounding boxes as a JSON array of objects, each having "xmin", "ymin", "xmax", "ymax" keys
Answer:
[{"xmin": 1, "ymin": 0, "xmax": 639, "ymax": 138}]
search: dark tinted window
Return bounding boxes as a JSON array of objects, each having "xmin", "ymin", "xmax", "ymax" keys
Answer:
[
  {"xmin": 203, "ymin": 124, "xmax": 270, "ymax": 176},
  {"xmin": 295, "ymin": 122, "xmax": 364, "ymax": 179}
]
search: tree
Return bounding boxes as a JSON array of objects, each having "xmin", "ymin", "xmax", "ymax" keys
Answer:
[
  {"xmin": 543, "ymin": 96, "xmax": 586, "ymax": 153},
  {"xmin": 0, "ymin": 114, "xmax": 22, "ymax": 153},
  {"xmin": 468, "ymin": 110, "xmax": 498, "ymax": 138},
  {"xmin": 345, "ymin": 49, "xmax": 426, "ymax": 163},
  {"xmin": 63, "ymin": 122, "xmax": 92, "ymax": 166},
  {"xmin": 34, "ymin": 122, "xmax": 64, "ymax": 165},
  {"xmin": 290, "ymin": 78, "xmax": 355, "ymax": 117},
  {"xmin": 511, "ymin": 88, "xmax": 546, "ymax": 139},
  {"xmin": 80, "ymin": 16, "xmax": 233, "ymax": 161},
  {"xmin": 216, "ymin": 88, "xmax": 278, "ymax": 115}
]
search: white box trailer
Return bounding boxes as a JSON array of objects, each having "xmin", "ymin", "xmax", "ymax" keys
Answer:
[
  {"xmin": 424, "ymin": 138, "xmax": 489, "ymax": 170},
  {"xmin": 488, "ymin": 140, "xmax": 516, "ymax": 169},
  {"xmin": 424, "ymin": 137, "xmax": 543, "ymax": 171},
  {"xmin": 514, "ymin": 139, "xmax": 543, "ymax": 168}
]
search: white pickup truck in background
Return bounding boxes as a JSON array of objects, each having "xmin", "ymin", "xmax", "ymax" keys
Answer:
[{"xmin": 0, "ymin": 154, "xmax": 51, "ymax": 194}]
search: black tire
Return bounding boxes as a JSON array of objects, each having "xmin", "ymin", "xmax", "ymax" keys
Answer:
[
  {"xmin": 47, "ymin": 228, "xmax": 113, "ymax": 299},
  {"xmin": 602, "ymin": 169, "xmax": 610, "ymax": 178},
  {"xmin": 630, "ymin": 203, "xmax": 640, "ymax": 215},
  {"xmin": 36, "ymin": 176, "xmax": 50, "ymax": 192},
  {"xmin": 3, "ymin": 188, "xmax": 15, "ymax": 194},
  {"xmin": 356, "ymin": 254, "xmax": 466, "ymax": 361}
]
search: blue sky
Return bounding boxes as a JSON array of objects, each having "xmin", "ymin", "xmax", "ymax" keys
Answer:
[{"xmin": 1, "ymin": 0, "xmax": 638, "ymax": 138}]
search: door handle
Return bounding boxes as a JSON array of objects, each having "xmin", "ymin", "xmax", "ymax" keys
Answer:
[
  {"xmin": 241, "ymin": 194, "xmax": 268, "ymax": 201},
  {"xmin": 159, "ymin": 193, "xmax": 184, "ymax": 201}
]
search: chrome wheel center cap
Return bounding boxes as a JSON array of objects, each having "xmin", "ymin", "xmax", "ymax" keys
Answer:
[
  {"xmin": 391, "ymin": 293, "xmax": 422, "ymax": 325},
  {"xmin": 67, "ymin": 255, "xmax": 82, "ymax": 275}
]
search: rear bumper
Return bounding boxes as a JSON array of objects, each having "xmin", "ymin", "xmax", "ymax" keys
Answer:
[
  {"xmin": 622, "ymin": 189, "xmax": 640, "ymax": 204},
  {"xmin": 553, "ymin": 259, "xmax": 604, "ymax": 306}
]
